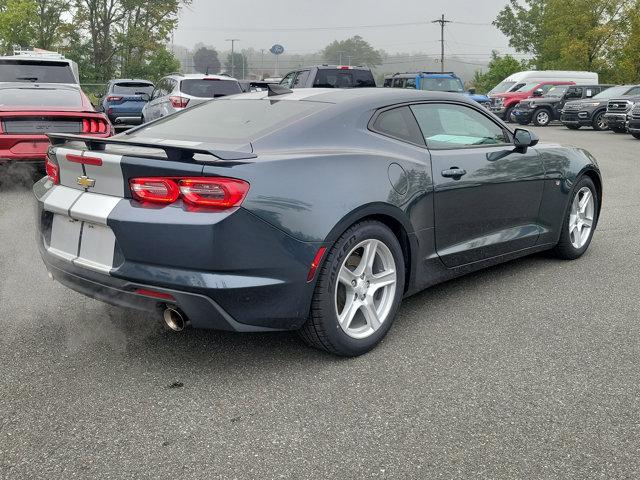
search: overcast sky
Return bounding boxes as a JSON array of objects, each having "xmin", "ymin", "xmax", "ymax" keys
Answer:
[{"xmin": 173, "ymin": 0, "xmax": 516, "ymax": 59}]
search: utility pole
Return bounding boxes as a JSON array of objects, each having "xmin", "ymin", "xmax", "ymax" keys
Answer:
[
  {"xmin": 337, "ymin": 50, "xmax": 345, "ymax": 65},
  {"xmin": 431, "ymin": 14, "xmax": 451, "ymax": 72},
  {"xmin": 347, "ymin": 55, "xmax": 353, "ymax": 66},
  {"xmin": 260, "ymin": 49, "xmax": 265, "ymax": 79},
  {"xmin": 226, "ymin": 38, "xmax": 240, "ymax": 77}
]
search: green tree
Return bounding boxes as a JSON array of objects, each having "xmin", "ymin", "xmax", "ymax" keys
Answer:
[
  {"xmin": 123, "ymin": 46, "xmax": 180, "ymax": 81},
  {"xmin": 224, "ymin": 52, "xmax": 247, "ymax": 78},
  {"xmin": 321, "ymin": 35, "xmax": 384, "ymax": 67},
  {"xmin": 494, "ymin": 0, "xmax": 547, "ymax": 58},
  {"xmin": 0, "ymin": 0, "xmax": 38, "ymax": 52},
  {"xmin": 193, "ymin": 47, "xmax": 220, "ymax": 74},
  {"xmin": 472, "ymin": 51, "xmax": 530, "ymax": 93},
  {"xmin": 34, "ymin": 0, "xmax": 70, "ymax": 50}
]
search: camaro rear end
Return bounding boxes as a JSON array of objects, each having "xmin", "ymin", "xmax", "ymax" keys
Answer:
[{"xmin": 34, "ymin": 88, "xmax": 602, "ymax": 356}]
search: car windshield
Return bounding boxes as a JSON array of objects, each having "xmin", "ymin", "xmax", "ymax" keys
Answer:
[
  {"xmin": 180, "ymin": 79, "xmax": 242, "ymax": 98},
  {"xmin": 0, "ymin": 60, "xmax": 76, "ymax": 83},
  {"xmin": 593, "ymin": 86, "xmax": 635, "ymax": 99},
  {"xmin": 420, "ymin": 77, "xmax": 464, "ymax": 93},
  {"xmin": 131, "ymin": 98, "xmax": 328, "ymax": 143},
  {"xmin": 312, "ymin": 69, "xmax": 376, "ymax": 88},
  {"xmin": 516, "ymin": 82, "xmax": 541, "ymax": 92},
  {"xmin": 0, "ymin": 87, "xmax": 82, "ymax": 107},
  {"xmin": 113, "ymin": 83, "xmax": 154, "ymax": 95},
  {"xmin": 488, "ymin": 81, "xmax": 516, "ymax": 94},
  {"xmin": 546, "ymin": 86, "xmax": 569, "ymax": 97}
]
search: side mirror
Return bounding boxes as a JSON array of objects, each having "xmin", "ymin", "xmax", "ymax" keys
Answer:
[
  {"xmin": 514, "ymin": 128, "xmax": 539, "ymax": 152},
  {"xmin": 468, "ymin": 88, "xmax": 476, "ymax": 95},
  {"xmin": 532, "ymin": 88, "xmax": 544, "ymax": 97},
  {"xmin": 140, "ymin": 93, "xmax": 151, "ymax": 102}
]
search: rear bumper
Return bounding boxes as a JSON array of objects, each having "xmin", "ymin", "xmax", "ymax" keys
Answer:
[
  {"xmin": 0, "ymin": 135, "xmax": 50, "ymax": 162},
  {"xmin": 34, "ymin": 179, "xmax": 320, "ymax": 332}
]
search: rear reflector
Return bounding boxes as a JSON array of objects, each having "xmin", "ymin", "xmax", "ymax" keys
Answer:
[
  {"xmin": 307, "ymin": 247, "xmax": 327, "ymax": 282},
  {"xmin": 66, "ymin": 153, "xmax": 103, "ymax": 166},
  {"xmin": 134, "ymin": 288, "xmax": 175, "ymax": 301},
  {"xmin": 130, "ymin": 178, "xmax": 180, "ymax": 204},
  {"xmin": 45, "ymin": 157, "xmax": 60, "ymax": 185},
  {"xmin": 169, "ymin": 96, "xmax": 190, "ymax": 108}
]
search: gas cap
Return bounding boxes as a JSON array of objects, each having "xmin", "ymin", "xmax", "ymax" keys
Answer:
[{"xmin": 388, "ymin": 163, "xmax": 408, "ymax": 196}]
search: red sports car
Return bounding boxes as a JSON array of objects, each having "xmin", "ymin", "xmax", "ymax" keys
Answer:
[{"xmin": 0, "ymin": 82, "xmax": 111, "ymax": 164}]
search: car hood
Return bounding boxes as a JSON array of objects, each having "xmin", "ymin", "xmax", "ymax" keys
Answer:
[
  {"xmin": 564, "ymin": 99, "xmax": 606, "ymax": 108},
  {"xmin": 0, "ymin": 83, "xmax": 94, "ymax": 112}
]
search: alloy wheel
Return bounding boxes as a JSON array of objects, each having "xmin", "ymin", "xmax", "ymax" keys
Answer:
[
  {"xmin": 536, "ymin": 110, "xmax": 550, "ymax": 125},
  {"xmin": 569, "ymin": 187, "xmax": 595, "ymax": 249},
  {"xmin": 596, "ymin": 114, "xmax": 607, "ymax": 130},
  {"xmin": 334, "ymin": 239, "xmax": 397, "ymax": 339}
]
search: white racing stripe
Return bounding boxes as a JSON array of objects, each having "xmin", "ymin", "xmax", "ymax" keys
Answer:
[{"xmin": 82, "ymin": 152, "xmax": 126, "ymax": 197}]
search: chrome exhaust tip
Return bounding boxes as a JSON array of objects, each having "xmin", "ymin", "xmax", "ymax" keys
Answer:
[{"xmin": 163, "ymin": 307, "xmax": 186, "ymax": 332}]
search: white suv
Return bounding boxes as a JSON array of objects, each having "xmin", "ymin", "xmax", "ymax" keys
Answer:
[{"xmin": 142, "ymin": 74, "xmax": 242, "ymax": 122}]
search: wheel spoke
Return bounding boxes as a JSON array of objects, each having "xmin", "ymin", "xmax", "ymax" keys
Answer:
[
  {"xmin": 578, "ymin": 190, "xmax": 592, "ymax": 213},
  {"xmin": 338, "ymin": 265, "xmax": 357, "ymax": 287},
  {"xmin": 361, "ymin": 301, "xmax": 381, "ymax": 331},
  {"xmin": 582, "ymin": 217, "xmax": 593, "ymax": 229},
  {"xmin": 338, "ymin": 296, "xmax": 359, "ymax": 330},
  {"xmin": 354, "ymin": 240, "xmax": 377, "ymax": 277},
  {"xmin": 369, "ymin": 269, "xmax": 396, "ymax": 293}
]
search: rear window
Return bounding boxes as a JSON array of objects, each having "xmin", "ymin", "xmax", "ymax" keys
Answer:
[
  {"xmin": 180, "ymin": 79, "xmax": 242, "ymax": 98},
  {"xmin": 131, "ymin": 99, "xmax": 327, "ymax": 143},
  {"xmin": 113, "ymin": 82, "xmax": 154, "ymax": 95},
  {"xmin": 313, "ymin": 69, "xmax": 376, "ymax": 88},
  {"xmin": 420, "ymin": 77, "xmax": 464, "ymax": 93},
  {"xmin": 0, "ymin": 60, "xmax": 76, "ymax": 83},
  {"xmin": 0, "ymin": 87, "xmax": 82, "ymax": 107}
]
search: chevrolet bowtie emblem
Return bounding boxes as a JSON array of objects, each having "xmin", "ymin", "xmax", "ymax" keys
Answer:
[{"xmin": 77, "ymin": 176, "xmax": 96, "ymax": 188}]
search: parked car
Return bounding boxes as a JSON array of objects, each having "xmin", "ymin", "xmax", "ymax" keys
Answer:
[
  {"xmin": 0, "ymin": 83, "xmax": 110, "ymax": 166},
  {"xmin": 99, "ymin": 79, "xmax": 154, "ymax": 127},
  {"xmin": 0, "ymin": 49, "xmax": 79, "ymax": 85},
  {"xmin": 488, "ymin": 70, "xmax": 599, "ymax": 95},
  {"xmin": 141, "ymin": 74, "xmax": 242, "ymax": 122},
  {"xmin": 627, "ymin": 103, "xmax": 640, "ymax": 139},
  {"xmin": 490, "ymin": 81, "xmax": 575, "ymax": 121},
  {"xmin": 561, "ymin": 84, "xmax": 640, "ymax": 131},
  {"xmin": 279, "ymin": 65, "xmax": 376, "ymax": 89},
  {"xmin": 383, "ymin": 72, "xmax": 490, "ymax": 107},
  {"xmin": 513, "ymin": 84, "xmax": 612, "ymax": 126},
  {"xmin": 35, "ymin": 88, "xmax": 602, "ymax": 357},
  {"xmin": 604, "ymin": 94, "xmax": 640, "ymax": 133}
]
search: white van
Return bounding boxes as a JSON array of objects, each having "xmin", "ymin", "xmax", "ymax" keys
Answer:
[{"xmin": 489, "ymin": 71, "xmax": 599, "ymax": 95}]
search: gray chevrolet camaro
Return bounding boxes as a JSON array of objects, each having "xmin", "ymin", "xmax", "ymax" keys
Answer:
[{"xmin": 34, "ymin": 87, "xmax": 602, "ymax": 356}]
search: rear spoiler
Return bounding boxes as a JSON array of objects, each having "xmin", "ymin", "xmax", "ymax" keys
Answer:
[{"xmin": 47, "ymin": 133, "xmax": 257, "ymax": 162}]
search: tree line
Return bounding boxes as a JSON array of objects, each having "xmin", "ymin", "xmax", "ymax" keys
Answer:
[
  {"xmin": 474, "ymin": 0, "xmax": 640, "ymax": 92},
  {"xmin": 0, "ymin": 0, "xmax": 190, "ymax": 83}
]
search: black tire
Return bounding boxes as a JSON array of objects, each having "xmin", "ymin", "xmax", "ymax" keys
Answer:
[
  {"xmin": 591, "ymin": 111, "xmax": 607, "ymax": 131},
  {"xmin": 632, "ymin": 133, "xmax": 640, "ymax": 140},
  {"xmin": 532, "ymin": 108, "xmax": 552, "ymax": 126},
  {"xmin": 553, "ymin": 176, "xmax": 599, "ymax": 260},
  {"xmin": 611, "ymin": 127, "xmax": 626, "ymax": 133},
  {"xmin": 298, "ymin": 220, "xmax": 406, "ymax": 357},
  {"xmin": 566, "ymin": 125, "xmax": 581, "ymax": 130}
]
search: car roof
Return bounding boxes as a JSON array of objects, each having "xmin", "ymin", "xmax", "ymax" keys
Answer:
[
  {"xmin": 228, "ymin": 87, "xmax": 478, "ymax": 109},
  {"xmin": 167, "ymin": 73, "xmax": 239, "ymax": 81},
  {"xmin": 111, "ymin": 78, "xmax": 153, "ymax": 84},
  {"xmin": 386, "ymin": 72, "xmax": 460, "ymax": 78}
]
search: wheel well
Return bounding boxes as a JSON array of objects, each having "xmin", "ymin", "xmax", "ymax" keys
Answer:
[
  {"xmin": 582, "ymin": 169, "xmax": 603, "ymax": 214},
  {"xmin": 355, "ymin": 214, "xmax": 412, "ymax": 293}
]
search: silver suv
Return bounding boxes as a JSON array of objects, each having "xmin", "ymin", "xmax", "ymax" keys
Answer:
[{"xmin": 142, "ymin": 73, "xmax": 242, "ymax": 122}]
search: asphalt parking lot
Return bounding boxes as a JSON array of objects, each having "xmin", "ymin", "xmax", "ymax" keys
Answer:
[{"xmin": 1, "ymin": 125, "xmax": 639, "ymax": 479}]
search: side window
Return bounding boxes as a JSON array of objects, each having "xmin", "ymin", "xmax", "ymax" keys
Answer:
[
  {"xmin": 405, "ymin": 78, "xmax": 416, "ymax": 89},
  {"xmin": 540, "ymin": 84, "xmax": 556, "ymax": 94},
  {"xmin": 383, "ymin": 78, "xmax": 392, "ymax": 87},
  {"xmin": 392, "ymin": 78, "xmax": 405, "ymax": 88},
  {"xmin": 627, "ymin": 87, "xmax": 640, "ymax": 96},
  {"xmin": 566, "ymin": 87, "xmax": 582, "ymax": 99},
  {"xmin": 280, "ymin": 71, "xmax": 297, "ymax": 88},
  {"xmin": 411, "ymin": 103, "xmax": 509, "ymax": 149},
  {"xmin": 292, "ymin": 70, "xmax": 310, "ymax": 88},
  {"xmin": 371, "ymin": 106, "xmax": 425, "ymax": 146}
]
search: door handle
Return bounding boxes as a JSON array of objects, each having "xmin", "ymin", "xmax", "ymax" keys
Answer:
[{"xmin": 441, "ymin": 168, "xmax": 467, "ymax": 178}]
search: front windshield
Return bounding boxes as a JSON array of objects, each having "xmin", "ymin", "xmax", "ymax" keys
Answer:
[
  {"xmin": 516, "ymin": 82, "xmax": 540, "ymax": 92},
  {"xmin": 420, "ymin": 77, "xmax": 464, "ymax": 93},
  {"xmin": 488, "ymin": 81, "xmax": 515, "ymax": 94},
  {"xmin": 546, "ymin": 85, "xmax": 568, "ymax": 97},
  {"xmin": 593, "ymin": 86, "xmax": 633, "ymax": 99}
]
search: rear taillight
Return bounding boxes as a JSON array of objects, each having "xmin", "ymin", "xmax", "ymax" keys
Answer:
[
  {"xmin": 106, "ymin": 95, "xmax": 123, "ymax": 102},
  {"xmin": 45, "ymin": 156, "xmax": 59, "ymax": 185},
  {"xmin": 82, "ymin": 117, "xmax": 109, "ymax": 134},
  {"xmin": 129, "ymin": 177, "xmax": 250, "ymax": 209},
  {"xmin": 169, "ymin": 96, "xmax": 190, "ymax": 109},
  {"xmin": 129, "ymin": 178, "xmax": 180, "ymax": 204}
]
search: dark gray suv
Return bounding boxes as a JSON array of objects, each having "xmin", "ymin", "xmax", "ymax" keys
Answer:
[
  {"xmin": 561, "ymin": 84, "xmax": 640, "ymax": 131},
  {"xmin": 279, "ymin": 65, "xmax": 376, "ymax": 89}
]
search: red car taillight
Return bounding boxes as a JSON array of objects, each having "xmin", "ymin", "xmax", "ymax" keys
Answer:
[
  {"xmin": 45, "ymin": 156, "xmax": 60, "ymax": 185},
  {"xmin": 169, "ymin": 96, "xmax": 190, "ymax": 109},
  {"xmin": 82, "ymin": 117, "xmax": 108, "ymax": 134},
  {"xmin": 129, "ymin": 177, "xmax": 250, "ymax": 209}
]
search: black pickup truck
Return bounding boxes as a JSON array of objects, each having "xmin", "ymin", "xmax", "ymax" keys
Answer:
[
  {"xmin": 513, "ymin": 84, "xmax": 612, "ymax": 126},
  {"xmin": 562, "ymin": 85, "xmax": 640, "ymax": 131},
  {"xmin": 625, "ymin": 102, "xmax": 640, "ymax": 139}
]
